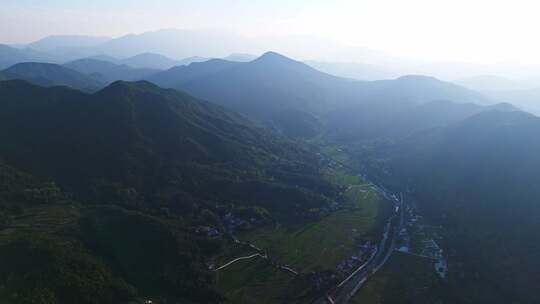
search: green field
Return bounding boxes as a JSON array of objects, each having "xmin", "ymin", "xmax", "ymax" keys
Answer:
[
  {"xmin": 351, "ymin": 252, "xmax": 443, "ymax": 304},
  {"xmin": 320, "ymin": 145, "xmax": 351, "ymax": 165},
  {"xmin": 216, "ymin": 154, "xmax": 391, "ymax": 303},
  {"xmin": 0, "ymin": 204, "xmax": 81, "ymax": 243},
  {"xmin": 216, "ymin": 258, "xmax": 311, "ymax": 304},
  {"xmin": 322, "ymin": 167, "xmax": 361, "ymax": 186}
]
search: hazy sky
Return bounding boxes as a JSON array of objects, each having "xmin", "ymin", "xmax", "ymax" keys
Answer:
[{"xmin": 2, "ymin": 0, "xmax": 540, "ymax": 64}]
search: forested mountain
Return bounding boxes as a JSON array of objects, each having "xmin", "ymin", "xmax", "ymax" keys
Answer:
[
  {"xmin": 0, "ymin": 62, "xmax": 104, "ymax": 92},
  {"xmin": 0, "ymin": 79, "xmax": 334, "ymax": 219},
  {"xmin": 147, "ymin": 59, "xmax": 241, "ymax": 88},
  {"xmin": 64, "ymin": 58, "xmax": 159, "ymax": 83},
  {"xmin": 0, "ymin": 80, "xmax": 336, "ymax": 303},
  {"xmin": 359, "ymin": 109, "xmax": 540, "ymax": 303}
]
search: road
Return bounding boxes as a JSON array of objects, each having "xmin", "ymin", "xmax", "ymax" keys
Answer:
[
  {"xmin": 216, "ymin": 234, "xmax": 300, "ymax": 276},
  {"xmin": 214, "ymin": 253, "xmax": 267, "ymax": 271}
]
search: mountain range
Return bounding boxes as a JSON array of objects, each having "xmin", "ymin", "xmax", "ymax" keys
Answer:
[
  {"xmin": 146, "ymin": 52, "xmax": 497, "ymax": 138},
  {"xmin": 0, "ymin": 50, "xmax": 504, "ymax": 140},
  {"xmin": 64, "ymin": 58, "xmax": 159, "ymax": 83}
]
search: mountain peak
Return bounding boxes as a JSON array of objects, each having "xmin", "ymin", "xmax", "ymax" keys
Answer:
[
  {"xmin": 396, "ymin": 74, "xmax": 440, "ymax": 83},
  {"xmin": 254, "ymin": 51, "xmax": 298, "ymax": 64},
  {"xmin": 128, "ymin": 52, "xmax": 169, "ymax": 59},
  {"xmin": 101, "ymin": 80, "xmax": 159, "ymax": 92}
]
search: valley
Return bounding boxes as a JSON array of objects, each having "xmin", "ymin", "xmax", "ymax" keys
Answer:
[{"xmin": 1, "ymin": 29, "xmax": 540, "ymax": 304}]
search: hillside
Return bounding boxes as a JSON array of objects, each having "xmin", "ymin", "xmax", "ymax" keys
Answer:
[
  {"xmin": 360, "ymin": 110, "xmax": 540, "ymax": 303},
  {"xmin": 0, "ymin": 79, "xmax": 334, "ymax": 217},
  {"xmin": 1, "ymin": 62, "xmax": 104, "ymax": 91},
  {"xmin": 325, "ymin": 99, "xmax": 515, "ymax": 142}
]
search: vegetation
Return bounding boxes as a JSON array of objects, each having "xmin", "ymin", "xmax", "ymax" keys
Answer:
[{"xmin": 0, "ymin": 80, "xmax": 339, "ymax": 303}]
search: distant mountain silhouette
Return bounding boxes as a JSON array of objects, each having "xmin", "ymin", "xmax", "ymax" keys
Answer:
[
  {"xmin": 455, "ymin": 75, "xmax": 530, "ymax": 92},
  {"xmin": 69, "ymin": 53, "xmax": 209, "ymax": 70},
  {"xmin": 119, "ymin": 52, "xmax": 182, "ymax": 69},
  {"xmin": 27, "ymin": 35, "xmax": 110, "ymax": 52},
  {"xmin": 484, "ymin": 87, "xmax": 540, "ymax": 116},
  {"xmin": 305, "ymin": 60, "xmax": 402, "ymax": 80},
  {"xmin": 223, "ymin": 53, "xmax": 257, "ymax": 62},
  {"xmin": 147, "ymin": 58, "xmax": 241, "ymax": 88},
  {"xmin": 0, "ymin": 44, "xmax": 56, "ymax": 69},
  {"xmin": 64, "ymin": 58, "xmax": 159, "ymax": 83},
  {"xmin": 92, "ymin": 28, "xmax": 258, "ymax": 58}
]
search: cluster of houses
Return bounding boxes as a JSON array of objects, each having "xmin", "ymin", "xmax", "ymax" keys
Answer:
[
  {"xmin": 194, "ymin": 225, "xmax": 221, "ymax": 238},
  {"xmin": 435, "ymin": 257, "xmax": 448, "ymax": 279},
  {"xmin": 421, "ymin": 239, "xmax": 444, "ymax": 259},
  {"xmin": 397, "ymin": 204, "xmax": 421, "ymax": 253},
  {"xmin": 193, "ymin": 211, "xmax": 264, "ymax": 239},
  {"xmin": 335, "ymin": 241, "xmax": 375, "ymax": 276},
  {"xmin": 397, "ymin": 227, "xmax": 411, "ymax": 253},
  {"xmin": 402, "ymin": 206, "xmax": 448, "ymax": 279},
  {"xmin": 316, "ymin": 152, "xmax": 344, "ymax": 169},
  {"xmin": 223, "ymin": 212, "xmax": 261, "ymax": 232},
  {"xmin": 319, "ymin": 201, "xmax": 341, "ymax": 216}
]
